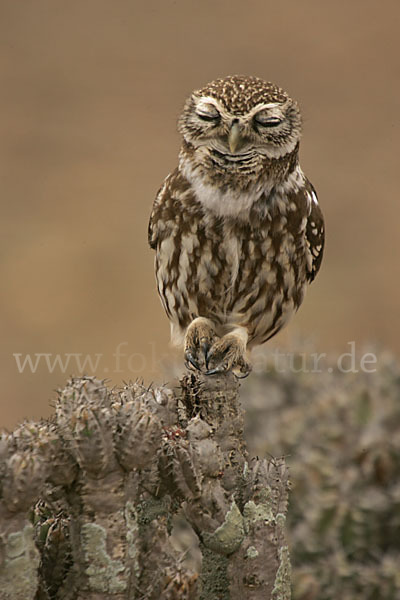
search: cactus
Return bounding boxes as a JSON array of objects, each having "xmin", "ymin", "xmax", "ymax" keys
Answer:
[
  {"xmin": 242, "ymin": 350, "xmax": 400, "ymax": 600},
  {"xmin": 0, "ymin": 373, "xmax": 290, "ymax": 599}
]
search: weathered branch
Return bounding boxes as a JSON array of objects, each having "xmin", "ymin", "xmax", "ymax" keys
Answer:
[{"xmin": 0, "ymin": 372, "xmax": 291, "ymax": 599}]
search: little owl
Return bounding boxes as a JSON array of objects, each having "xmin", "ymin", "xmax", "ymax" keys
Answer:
[{"xmin": 148, "ymin": 75, "xmax": 324, "ymax": 377}]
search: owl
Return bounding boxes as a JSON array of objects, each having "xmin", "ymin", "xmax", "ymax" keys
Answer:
[{"xmin": 148, "ymin": 75, "xmax": 324, "ymax": 377}]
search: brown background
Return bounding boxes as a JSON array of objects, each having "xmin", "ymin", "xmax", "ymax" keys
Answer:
[{"xmin": 1, "ymin": 0, "xmax": 399, "ymax": 428}]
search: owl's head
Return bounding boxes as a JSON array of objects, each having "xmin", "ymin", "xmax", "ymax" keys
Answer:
[{"xmin": 178, "ymin": 75, "xmax": 302, "ymax": 161}]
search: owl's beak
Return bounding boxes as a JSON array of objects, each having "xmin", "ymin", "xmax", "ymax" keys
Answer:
[{"xmin": 228, "ymin": 121, "xmax": 243, "ymax": 153}]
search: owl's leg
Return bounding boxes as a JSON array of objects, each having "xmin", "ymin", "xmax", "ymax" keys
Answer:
[
  {"xmin": 184, "ymin": 317, "xmax": 217, "ymax": 372},
  {"xmin": 205, "ymin": 327, "xmax": 252, "ymax": 378}
]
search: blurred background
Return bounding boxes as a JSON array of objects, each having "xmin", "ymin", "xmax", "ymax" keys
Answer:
[{"xmin": 1, "ymin": 0, "xmax": 399, "ymax": 427}]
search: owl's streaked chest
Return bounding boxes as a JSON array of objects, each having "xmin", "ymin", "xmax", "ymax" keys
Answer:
[
  {"xmin": 152, "ymin": 170, "xmax": 313, "ymax": 343},
  {"xmin": 185, "ymin": 203, "xmax": 305, "ymax": 302}
]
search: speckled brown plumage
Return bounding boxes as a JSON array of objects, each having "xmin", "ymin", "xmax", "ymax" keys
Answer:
[
  {"xmin": 194, "ymin": 75, "xmax": 289, "ymax": 115},
  {"xmin": 149, "ymin": 75, "xmax": 324, "ymax": 376}
]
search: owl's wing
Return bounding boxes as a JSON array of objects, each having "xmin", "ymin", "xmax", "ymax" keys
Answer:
[
  {"xmin": 148, "ymin": 208, "xmax": 158, "ymax": 250},
  {"xmin": 305, "ymin": 185, "xmax": 325, "ymax": 283},
  {"xmin": 148, "ymin": 193, "xmax": 162, "ymax": 250},
  {"xmin": 148, "ymin": 168, "xmax": 193, "ymax": 250},
  {"xmin": 148, "ymin": 173, "xmax": 173, "ymax": 250}
]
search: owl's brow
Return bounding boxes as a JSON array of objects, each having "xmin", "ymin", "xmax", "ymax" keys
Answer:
[
  {"xmin": 248, "ymin": 102, "xmax": 287, "ymax": 116},
  {"xmin": 194, "ymin": 96, "xmax": 223, "ymax": 109},
  {"xmin": 194, "ymin": 96, "xmax": 287, "ymax": 119}
]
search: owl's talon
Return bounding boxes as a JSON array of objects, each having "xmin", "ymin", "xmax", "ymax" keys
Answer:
[
  {"xmin": 233, "ymin": 366, "xmax": 252, "ymax": 379},
  {"xmin": 201, "ymin": 340, "xmax": 211, "ymax": 356},
  {"xmin": 205, "ymin": 332, "xmax": 252, "ymax": 377},
  {"xmin": 184, "ymin": 317, "xmax": 217, "ymax": 373},
  {"xmin": 184, "ymin": 352, "xmax": 202, "ymax": 371},
  {"xmin": 205, "ymin": 366, "xmax": 225, "ymax": 376},
  {"xmin": 202, "ymin": 341, "xmax": 213, "ymax": 369},
  {"xmin": 206, "ymin": 362, "xmax": 252, "ymax": 377}
]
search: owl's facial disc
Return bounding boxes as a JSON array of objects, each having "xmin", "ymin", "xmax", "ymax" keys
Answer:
[{"xmin": 180, "ymin": 94, "xmax": 300, "ymax": 159}]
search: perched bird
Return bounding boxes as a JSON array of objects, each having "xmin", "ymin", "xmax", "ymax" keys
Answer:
[{"xmin": 148, "ymin": 75, "xmax": 324, "ymax": 377}]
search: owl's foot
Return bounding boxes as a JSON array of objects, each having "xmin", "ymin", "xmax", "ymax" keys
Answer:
[
  {"xmin": 205, "ymin": 328, "xmax": 252, "ymax": 378},
  {"xmin": 184, "ymin": 317, "xmax": 216, "ymax": 372}
]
